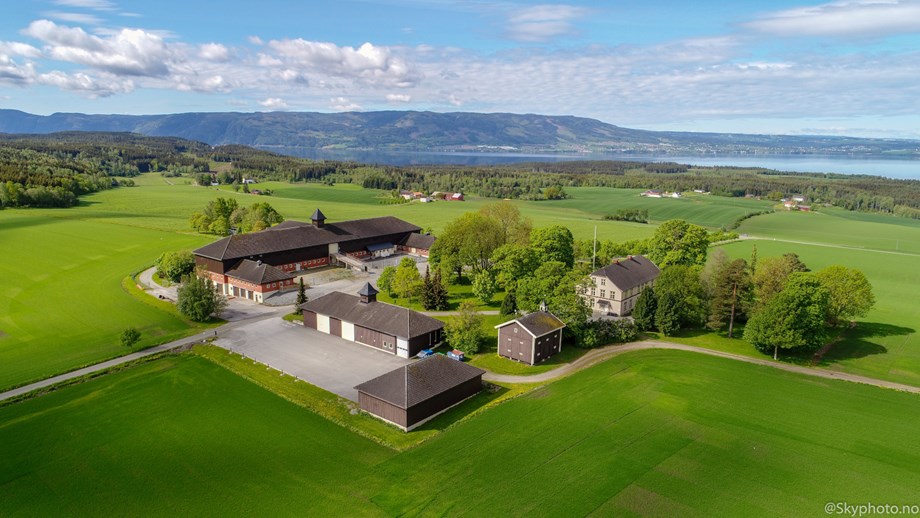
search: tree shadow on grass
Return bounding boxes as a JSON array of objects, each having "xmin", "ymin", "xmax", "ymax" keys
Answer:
[{"xmin": 817, "ymin": 322, "xmax": 913, "ymax": 364}]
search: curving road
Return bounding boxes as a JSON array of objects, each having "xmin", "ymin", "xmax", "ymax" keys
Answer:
[{"xmin": 484, "ymin": 340, "xmax": 920, "ymax": 394}]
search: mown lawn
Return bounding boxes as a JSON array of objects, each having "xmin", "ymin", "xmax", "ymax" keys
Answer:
[
  {"xmin": 3, "ymin": 349, "xmax": 918, "ymax": 516},
  {"xmin": 360, "ymin": 349, "xmax": 920, "ymax": 516},
  {"xmin": 0, "ymin": 210, "xmax": 211, "ymax": 391},
  {"xmin": 376, "ymin": 274, "xmax": 505, "ymax": 312}
]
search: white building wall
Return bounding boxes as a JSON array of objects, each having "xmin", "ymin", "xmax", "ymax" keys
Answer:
[
  {"xmin": 317, "ymin": 314, "xmax": 330, "ymax": 334},
  {"xmin": 328, "ymin": 243, "xmax": 339, "ymax": 255},
  {"xmin": 341, "ymin": 321, "xmax": 355, "ymax": 342}
]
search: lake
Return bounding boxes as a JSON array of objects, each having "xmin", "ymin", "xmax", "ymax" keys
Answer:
[{"xmin": 269, "ymin": 147, "xmax": 920, "ymax": 180}]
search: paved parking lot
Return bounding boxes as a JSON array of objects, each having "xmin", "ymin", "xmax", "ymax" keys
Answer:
[{"xmin": 214, "ymin": 317, "xmax": 409, "ymax": 401}]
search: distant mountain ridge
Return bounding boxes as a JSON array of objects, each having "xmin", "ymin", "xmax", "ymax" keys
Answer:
[{"xmin": 1, "ymin": 109, "xmax": 918, "ymax": 156}]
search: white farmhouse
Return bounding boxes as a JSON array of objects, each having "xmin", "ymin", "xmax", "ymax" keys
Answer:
[{"xmin": 582, "ymin": 255, "xmax": 661, "ymax": 316}]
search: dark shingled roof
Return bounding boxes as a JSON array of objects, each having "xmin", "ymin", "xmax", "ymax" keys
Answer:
[
  {"xmin": 311, "ymin": 208, "xmax": 326, "ymax": 221},
  {"xmin": 299, "ymin": 291, "xmax": 443, "ymax": 339},
  {"xmin": 193, "ymin": 216, "xmax": 422, "ymax": 261},
  {"xmin": 354, "ymin": 355, "xmax": 484, "ymax": 409},
  {"xmin": 497, "ymin": 311, "xmax": 565, "ymax": 337},
  {"xmin": 225, "ymin": 259, "xmax": 294, "ymax": 285},
  {"xmin": 401, "ymin": 232, "xmax": 436, "ymax": 250},
  {"xmin": 358, "ymin": 282, "xmax": 379, "ymax": 297},
  {"xmin": 591, "ymin": 255, "xmax": 660, "ymax": 291}
]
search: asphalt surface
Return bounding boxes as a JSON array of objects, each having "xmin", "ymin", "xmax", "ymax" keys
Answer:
[{"xmin": 215, "ymin": 319, "xmax": 408, "ymax": 401}]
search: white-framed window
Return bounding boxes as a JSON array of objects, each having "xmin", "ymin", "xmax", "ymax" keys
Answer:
[
  {"xmin": 600, "ymin": 289, "xmax": 605, "ymax": 298},
  {"xmin": 601, "ymin": 278, "xmax": 606, "ymax": 286}
]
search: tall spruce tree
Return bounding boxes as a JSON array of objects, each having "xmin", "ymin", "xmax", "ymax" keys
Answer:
[
  {"xmin": 421, "ymin": 265, "xmax": 436, "ymax": 310},
  {"xmin": 500, "ymin": 289, "xmax": 517, "ymax": 316},
  {"xmin": 295, "ymin": 278, "xmax": 308, "ymax": 314},
  {"xmin": 706, "ymin": 258, "xmax": 752, "ymax": 337},
  {"xmin": 432, "ymin": 267, "xmax": 450, "ymax": 310}
]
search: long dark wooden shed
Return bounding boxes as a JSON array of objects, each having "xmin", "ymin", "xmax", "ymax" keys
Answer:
[{"xmin": 354, "ymin": 355, "xmax": 485, "ymax": 431}]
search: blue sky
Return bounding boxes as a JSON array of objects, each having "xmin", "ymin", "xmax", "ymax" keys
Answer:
[{"xmin": 3, "ymin": 0, "xmax": 920, "ymax": 138}]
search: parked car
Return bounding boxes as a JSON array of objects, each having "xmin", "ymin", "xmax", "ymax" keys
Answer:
[{"xmin": 418, "ymin": 349, "xmax": 434, "ymax": 358}]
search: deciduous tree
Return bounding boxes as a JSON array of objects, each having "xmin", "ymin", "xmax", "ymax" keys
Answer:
[
  {"xmin": 632, "ymin": 286, "xmax": 657, "ymax": 331},
  {"xmin": 155, "ymin": 250, "xmax": 196, "ymax": 283},
  {"xmin": 753, "ymin": 253, "xmax": 809, "ymax": 309},
  {"xmin": 177, "ymin": 274, "xmax": 226, "ymax": 322},
  {"xmin": 490, "ymin": 244, "xmax": 539, "ymax": 290},
  {"xmin": 120, "ymin": 327, "xmax": 140, "ymax": 348},
  {"xmin": 392, "ymin": 257, "xmax": 422, "ymax": 300},
  {"xmin": 646, "ymin": 219, "xmax": 709, "ymax": 267},
  {"xmin": 815, "ymin": 265, "xmax": 875, "ymax": 325},
  {"xmin": 445, "ymin": 300, "xmax": 485, "ymax": 353},
  {"xmin": 744, "ymin": 272, "xmax": 830, "ymax": 359},
  {"xmin": 472, "ymin": 270, "xmax": 497, "ymax": 304},
  {"xmin": 377, "ymin": 266, "xmax": 397, "ymax": 296},
  {"xmin": 530, "ymin": 225, "xmax": 575, "ymax": 268}
]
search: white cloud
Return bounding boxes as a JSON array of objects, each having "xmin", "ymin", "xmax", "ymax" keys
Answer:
[
  {"xmin": 24, "ymin": 19, "xmax": 172, "ymax": 76},
  {"xmin": 0, "ymin": 55, "xmax": 36, "ymax": 85},
  {"xmin": 38, "ymin": 70, "xmax": 133, "ymax": 97},
  {"xmin": 745, "ymin": 0, "xmax": 920, "ymax": 38},
  {"xmin": 52, "ymin": 0, "xmax": 116, "ymax": 10},
  {"xmin": 330, "ymin": 96, "xmax": 362, "ymax": 111},
  {"xmin": 259, "ymin": 97, "xmax": 288, "ymax": 109},
  {"xmin": 248, "ymin": 35, "xmax": 264, "ymax": 45},
  {"xmin": 42, "ymin": 11, "xmax": 104, "ymax": 25},
  {"xmin": 386, "ymin": 93, "xmax": 411, "ymax": 102},
  {"xmin": 265, "ymin": 39, "xmax": 418, "ymax": 87},
  {"xmin": 198, "ymin": 42, "xmax": 230, "ymax": 62},
  {"xmin": 0, "ymin": 41, "xmax": 42, "ymax": 58},
  {"xmin": 505, "ymin": 4, "xmax": 589, "ymax": 42}
]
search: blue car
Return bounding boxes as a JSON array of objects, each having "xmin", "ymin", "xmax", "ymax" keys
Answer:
[{"xmin": 418, "ymin": 349, "xmax": 434, "ymax": 358}]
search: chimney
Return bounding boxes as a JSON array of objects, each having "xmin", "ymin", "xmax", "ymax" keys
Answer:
[
  {"xmin": 310, "ymin": 208, "xmax": 326, "ymax": 228},
  {"xmin": 539, "ymin": 300, "xmax": 548, "ymax": 312},
  {"xmin": 256, "ymin": 260, "xmax": 262, "ymax": 266},
  {"xmin": 358, "ymin": 282, "xmax": 379, "ymax": 304}
]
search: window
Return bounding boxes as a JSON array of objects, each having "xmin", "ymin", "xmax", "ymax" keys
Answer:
[
  {"xmin": 600, "ymin": 289, "xmax": 605, "ymax": 298},
  {"xmin": 591, "ymin": 288, "xmax": 596, "ymax": 296},
  {"xmin": 513, "ymin": 328, "xmax": 518, "ymax": 334},
  {"xmin": 601, "ymin": 278, "xmax": 606, "ymax": 286}
]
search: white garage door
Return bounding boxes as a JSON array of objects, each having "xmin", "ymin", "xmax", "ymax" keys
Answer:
[{"xmin": 317, "ymin": 314, "xmax": 330, "ymax": 334}]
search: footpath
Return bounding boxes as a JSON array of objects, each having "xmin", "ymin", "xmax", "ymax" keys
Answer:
[{"xmin": 484, "ymin": 340, "xmax": 920, "ymax": 394}]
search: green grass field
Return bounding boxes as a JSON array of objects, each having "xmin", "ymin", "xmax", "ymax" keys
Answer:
[
  {"xmin": 738, "ymin": 207, "xmax": 920, "ymax": 254},
  {"xmin": 2, "ymin": 349, "xmax": 918, "ymax": 516},
  {"xmin": 720, "ymin": 239, "xmax": 920, "ymax": 385},
  {"xmin": 0, "ymin": 355, "xmax": 394, "ymax": 515},
  {"xmin": 0, "ymin": 211, "xmax": 211, "ymax": 391}
]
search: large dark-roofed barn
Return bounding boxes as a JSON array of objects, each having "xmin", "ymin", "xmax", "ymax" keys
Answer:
[
  {"xmin": 355, "ymin": 355, "xmax": 485, "ymax": 431},
  {"xmin": 193, "ymin": 209, "xmax": 434, "ymax": 302},
  {"xmin": 299, "ymin": 283, "xmax": 444, "ymax": 358}
]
